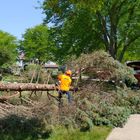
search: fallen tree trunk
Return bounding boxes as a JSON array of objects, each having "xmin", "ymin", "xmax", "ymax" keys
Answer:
[
  {"xmin": 0, "ymin": 83, "xmax": 77, "ymax": 103},
  {"xmin": 0, "ymin": 83, "xmax": 56, "ymax": 91}
]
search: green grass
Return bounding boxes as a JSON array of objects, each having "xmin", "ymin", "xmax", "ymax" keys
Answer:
[
  {"xmin": 0, "ymin": 126, "xmax": 111, "ymax": 140},
  {"xmin": 48, "ymin": 126, "xmax": 112, "ymax": 140}
]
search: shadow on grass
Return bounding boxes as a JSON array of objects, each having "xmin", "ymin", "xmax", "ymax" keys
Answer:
[{"xmin": 0, "ymin": 114, "xmax": 50, "ymax": 140}]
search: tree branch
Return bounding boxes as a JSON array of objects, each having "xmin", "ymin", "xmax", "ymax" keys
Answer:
[{"xmin": 118, "ymin": 35, "xmax": 140, "ymax": 62}]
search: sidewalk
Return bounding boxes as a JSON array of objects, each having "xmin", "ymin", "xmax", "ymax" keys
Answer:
[{"xmin": 106, "ymin": 114, "xmax": 140, "ymax": 140}]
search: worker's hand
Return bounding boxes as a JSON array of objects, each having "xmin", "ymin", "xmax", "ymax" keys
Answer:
[{"xmin": 73, "ymin": 87, "xmax": 78, "ymax": 92}]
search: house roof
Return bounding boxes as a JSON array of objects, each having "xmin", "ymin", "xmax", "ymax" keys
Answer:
[
  {"xmin": 44, "ymin": 64, "xmax": 58, "ymax": 68},
  {"xmin": 44, "ymin": 61, "xmax": 58, "ymax": 68}
]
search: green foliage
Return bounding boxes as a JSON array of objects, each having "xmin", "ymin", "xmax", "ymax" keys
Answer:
[
  {"xmin": 57, "ymin": 8, "xmax": 101, "ymax": 58},
  {"xmin": 41, "ymin": 0, "xmax": 104, "ymax": 62},
  {"xmin": 0, "ymin": 115, "xmax": 47, "ymax": 140},
  {"xmin": 123, "ymin": 39, "xmax": 140, "ymax": 62},
  {"xmin": 76, "ymin": 108, "xmax": 93, "ymax": 131},
  {"xmin": 41, "ymin": 0, "xmax": 140, "ymax": 62},
  {"xmin": 0, "ymin": 30, "xmax": 17, "ymax": 67},
  {"xmin": 100, "ymin": 106, "xmax": 131, "ymax": 127},
  {"xmin": 47, "ymin": 126, "xmax": 111, "ymax": 140},
  {"xmin": 0, "ymin": 125, "xmax": 111, "ymax": 140},
  {"xmin": 74, "ymin": 84, "xmax": 139, "ymax": 127},
  {"xmin": 21, "ymin": 24, "xmax": 55, "ymax": 62},
  {"xmin": 42, "ymin": 0, "xmax": 103, "ymax": 25}
]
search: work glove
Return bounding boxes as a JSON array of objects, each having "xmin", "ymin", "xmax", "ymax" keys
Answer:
[{"xmin": 73, "ymin": 87, "xmax": 78, "ymax": 92}]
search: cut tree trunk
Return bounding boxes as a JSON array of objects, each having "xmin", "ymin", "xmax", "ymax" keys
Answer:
[{"xmin": 0, "ymin": 83, "xmax": 56, "ymax": 91}]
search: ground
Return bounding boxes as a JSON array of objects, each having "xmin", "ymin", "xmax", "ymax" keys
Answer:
[{"xmin": 107, "ymin": 114, "xmax": 140, "ymax": 140}]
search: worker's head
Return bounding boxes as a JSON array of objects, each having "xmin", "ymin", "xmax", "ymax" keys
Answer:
[{"xmin": 65, "ymin": 70, "xmax": 72, "ymax": 76}]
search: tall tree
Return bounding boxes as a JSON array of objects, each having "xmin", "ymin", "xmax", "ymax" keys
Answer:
[
  {"xmin": 0, "ymin": 30, "xmax": 17, "ymax": 66},
  {"xmin": 97, "ymin": 0, "xmax": 140, "ymax": 61},
  {"xmin": 42, "ymin": 0, "xmax": 103, "ymax": 25},
  {"xmin": 21, "ymin": 24, "xmax": 55, "ymax": 62},
  {"xmin": 41, "ymin": 0, "xmax": 103, "ymax": 62},
  {"xmin": 42, "ymin": 0, "xmax": 140, "ymax": 62}
]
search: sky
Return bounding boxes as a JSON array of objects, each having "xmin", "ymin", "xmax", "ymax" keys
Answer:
[{"xmin": 0, "ymin": 0, "xmax": 45, "ymax": 40}]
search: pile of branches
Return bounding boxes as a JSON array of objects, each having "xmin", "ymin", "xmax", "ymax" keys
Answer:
[
  {"xmin": 0, "ymin": 101, "xmax": 36, "ymax": 119},
  {"xmin": 0, "ymin": 96, "xmax": 76, "ymax": 136},
  {"xmin": 67, "ymin": 50, "xmax": 137, "ymax": 85},
  {"xmin": 0, "ymin": 83, "xmax": 140, "ymax": 133}
]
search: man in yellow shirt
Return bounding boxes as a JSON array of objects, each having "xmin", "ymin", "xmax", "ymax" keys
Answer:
[{"xmin": 57, "ymin": 70, "xmax": 72, "ymax": 104}]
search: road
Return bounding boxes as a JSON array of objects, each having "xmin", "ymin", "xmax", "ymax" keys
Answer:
[{"xmin": 106, "ymin": 114, "xmax": 140, "ymax": 140}]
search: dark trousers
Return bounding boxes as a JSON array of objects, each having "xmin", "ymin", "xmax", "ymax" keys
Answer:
[{"xmin": 58, "ymin": 90, "xmax": 71, "ymax": 104}]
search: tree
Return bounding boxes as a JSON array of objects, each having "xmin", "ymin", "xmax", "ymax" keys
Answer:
[
  {"xmin": 21, "ymin": 24, "xmax": 55, "ymax": 62},
  {"xmin": 41, "ymin": 0, "xmax": 103, "ymax": 62},
  {"xmin": 0, "ymin": 30, "xmax": 17, "ymax": 66},
  {"xmin": 123, "ymin": 39, "xmax": 140, "ymax": 62},
  {"xmin": 42, "ymin": 0, "xmax": 103, "ymax": 25},
  {"xmin": 41, "ymin": 0, "xmax": 140, "ymax": 62},
  {"xmin": 96, "ymin": 0, "xmax": 140, "ymax": 61}
]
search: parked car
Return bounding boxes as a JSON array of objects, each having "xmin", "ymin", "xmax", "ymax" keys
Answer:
[{"xmin": 126, "ymin": 61, "xmax": 140, "ymax": 89}]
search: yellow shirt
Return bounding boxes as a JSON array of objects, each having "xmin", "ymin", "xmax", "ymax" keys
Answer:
[{"xmin": 58, "ymin": 74, "xmax": 72, "ymax": 91}]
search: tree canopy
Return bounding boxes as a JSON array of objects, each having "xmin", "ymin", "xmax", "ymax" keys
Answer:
[
  {"xmin": 21, "ymin": 24, "xmax": 56, "ymax": 62},
  {"xmin": 41, "ymin": 0, "xmax": 140, "ymax": 62},
  {"xmin": 0, "ymin": 30, "xmax": 17, "ymax": 67},
  {"xmin": 42, "ymin": 0, "xmax": 103, "ymax": 25}
]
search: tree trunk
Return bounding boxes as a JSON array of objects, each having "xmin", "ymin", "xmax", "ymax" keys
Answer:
[
  {"xmin": 118, "ymin": 45, "xmax": 127, "ymax": 62},
  {"xmin": 0, "ymin": 83, "xmax": 56, "ymax": 91}
]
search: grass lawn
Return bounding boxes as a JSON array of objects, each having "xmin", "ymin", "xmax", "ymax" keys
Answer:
[
  {"xmin": 48, "ymin": 126, "xmax": 112, "ymax": 140},
  {"xmin": 0, "ymin": 126, "xmax": 111, "ymax": 140}
]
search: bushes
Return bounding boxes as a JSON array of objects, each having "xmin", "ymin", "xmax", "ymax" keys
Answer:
[
  {"xmin": 101, "ymin": 106, "xmax": 131, "ymax": 127},
  {"xmin": 0, "ymin": 114, "xmax": 47, "ymax": 139},
  {"xmin": 71, "ymin": 82, "xmax": 140, "ymax": 128}
]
